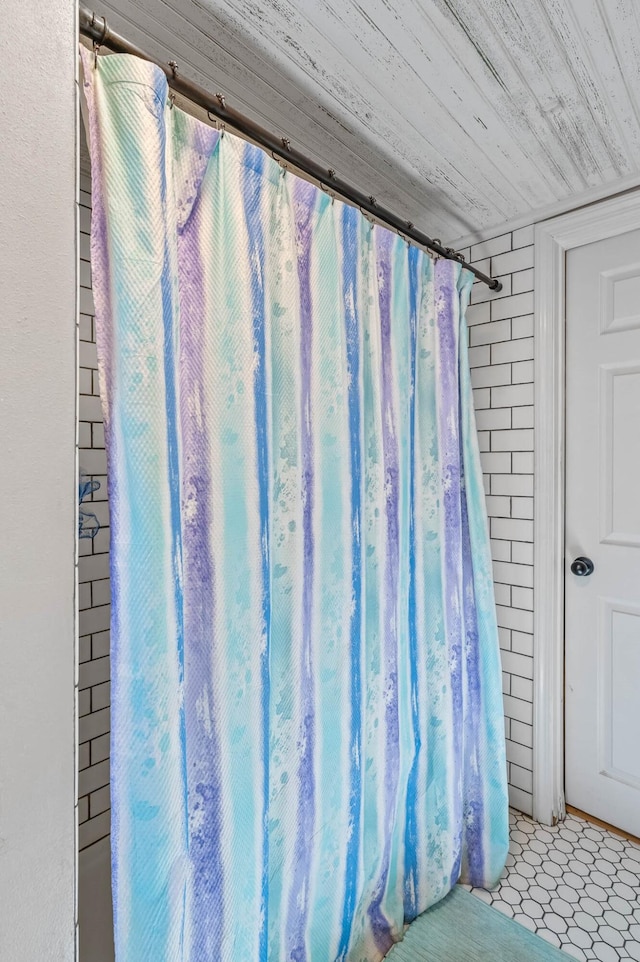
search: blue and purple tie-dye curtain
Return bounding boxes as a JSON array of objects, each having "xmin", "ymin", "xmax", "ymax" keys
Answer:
[{"xmin": 82, "ymin": 50, "xmax": 508, "ymax": 962}]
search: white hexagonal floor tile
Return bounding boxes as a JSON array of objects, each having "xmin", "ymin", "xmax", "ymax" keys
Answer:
[
  {"xmin": 568, "ymin": 925, "xmax": 594, "ymax": 949},
  {"xmin": 462, "ymin": 808, "xmax": 640, "ymax": 960},
  {"xmin": 564, "ymin": 944, "xmax": 588, "ymax": 961}
]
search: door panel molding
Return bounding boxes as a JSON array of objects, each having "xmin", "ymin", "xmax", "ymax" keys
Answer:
[
  {"xmin": 600, "ymin": 362, "xmax": 640, "ymax": 548},
  {"xmin": 598, "ymin": 597, "xmax": 640, "ymax": 791},
  {"xmin": 534, "ymin": 189, "xmax": 640, "ymax": 825},
  {"xmin": 599, "ymin": 262, "xmax": 640, "ymax": 335}
]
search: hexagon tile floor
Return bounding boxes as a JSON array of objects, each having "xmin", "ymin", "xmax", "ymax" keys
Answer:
[{"xmin": 460, "ymin": 809, "xmax": 640, "ymax": 961}]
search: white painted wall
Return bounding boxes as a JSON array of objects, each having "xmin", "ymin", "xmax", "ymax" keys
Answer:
[{"xmin": 0, "ymin": 4, "xmax": 77, "ymax": 960}]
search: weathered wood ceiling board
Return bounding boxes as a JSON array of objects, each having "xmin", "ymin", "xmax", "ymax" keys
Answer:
[{"xmin": 96, "ymin": 0, "xmax": 640, "ymax": 241}]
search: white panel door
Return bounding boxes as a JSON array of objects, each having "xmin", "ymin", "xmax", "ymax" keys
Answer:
[{"xmin": 565, "ymin": 227, "xmax": 640, "ymax": 837}]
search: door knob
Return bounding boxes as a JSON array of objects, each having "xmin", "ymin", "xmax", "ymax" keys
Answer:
[{"xmin": 570, "ymin": 556, "xmax": 594, "ymax": 577}]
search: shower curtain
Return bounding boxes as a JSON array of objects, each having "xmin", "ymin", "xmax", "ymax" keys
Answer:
[{"xmin": 82, "ymin": 50, "xmax": 508, "ymax": 962}]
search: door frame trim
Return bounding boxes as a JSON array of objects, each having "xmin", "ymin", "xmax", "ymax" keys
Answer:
[{"xmin": 533, "ymin": 189, "xmax": 640, "ymax": 824}]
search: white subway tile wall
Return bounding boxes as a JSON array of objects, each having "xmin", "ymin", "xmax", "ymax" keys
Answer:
[
  {"xmin": 78, "ymin": 167, "xmax": 111, "ymax": 851},
  {"xmin": 459, "ymin": 224, "xmax": 536, "ymax": 816}
]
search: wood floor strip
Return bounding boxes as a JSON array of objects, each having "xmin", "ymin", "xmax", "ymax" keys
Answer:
[{"xmin": 565, "ymin": 803, "xmax": 640, "ymax": 846}]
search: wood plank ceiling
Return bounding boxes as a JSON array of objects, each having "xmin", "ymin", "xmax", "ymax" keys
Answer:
[{"xmin": 95, "ymin": 0, "xmax": 640, "ymax": 242}]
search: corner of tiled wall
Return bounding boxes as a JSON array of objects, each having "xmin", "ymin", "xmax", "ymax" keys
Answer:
[
  {"xmin": 78, "ymin": 159, "xmax": 111, "ymax": 851},
  {"xmin": 458, "ymin": 224, "xmax": 535, "ymax": 817}
]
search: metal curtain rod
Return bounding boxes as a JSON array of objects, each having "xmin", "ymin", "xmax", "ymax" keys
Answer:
[{"xmin": 79, "ymin": 7, "xmax": 501, "ymax": 291}]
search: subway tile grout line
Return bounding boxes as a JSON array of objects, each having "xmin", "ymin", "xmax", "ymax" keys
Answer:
[
  {"xmin": 78, "ymin": 187, "xmax": 112, "ymax": 851},
  {"xmin": 467, "ymin": 225, "xmax": 536, "ymax": 811}
]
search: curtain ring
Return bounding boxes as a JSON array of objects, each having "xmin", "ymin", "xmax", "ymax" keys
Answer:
[
  {"xmin": 270, "ymin": 150, "xmax": 287, "ymax": 173},
  {"xmin": 360, "ymin": 207, "xmax": 374, "ymax": 230},
  {"xmin": 446, "ymin": 246, "xmax": 466, "ymax": 265},
  {"xmin": 320, "ymin": 183, "xmax": 336, "ymax": 204},
  {"xmin": 404, "ymin": 222, "xmax": 414, "ymax": 249},
  {"xmin": 275, "ymin": 156, "xmax": 288, "ymax": 176},
  {"xmin": 91, "ymin": 12, "xmax": 108, "ymax": 68},
  {"xmin": 207, "ymin": 113, "xmax": 225, "ymax": 137},
  {"xmin": 329, "ymin": 189, "xmax": 336, "ymax": 205}
]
